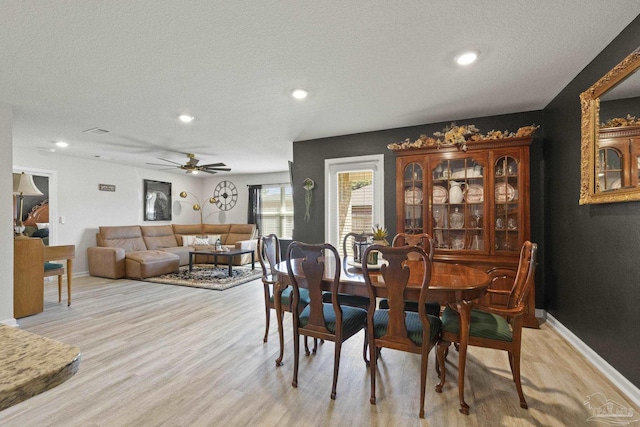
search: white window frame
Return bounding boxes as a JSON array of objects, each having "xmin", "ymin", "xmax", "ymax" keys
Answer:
[{"xmin": 324, "ymin": 154, "xmax": 385, "ymax": 249}]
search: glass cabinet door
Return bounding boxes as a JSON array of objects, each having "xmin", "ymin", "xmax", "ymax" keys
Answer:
[
  {"xmin": 494, "ymin": 155, "xmax": 520, "ymax": 253},
  {"xmin": 431, "ymin": 157, "xmax": 485, "ymax": 251},
  {"xmin": 597, "ymin": 147, "xmax": 622, "ymax": 191},
  {"xmin": 402, "ymin": 162, "xmax": 424, "ymax": 234}
]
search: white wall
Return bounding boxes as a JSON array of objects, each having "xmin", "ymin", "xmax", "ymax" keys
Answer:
[
  {"xmin": 202, "ymin": 171, "xmax": 290, "ymax": 224},
  {"xmin": 12, "ymin": 148, "xmax": 290, "ymax": 277},
  {"xmin": 0, "ymin": 104, "xmax": 14, "ymax": 324},
  {"xmin": 13, "ymin": 147, "xmax": 209, "ymax": 275}
]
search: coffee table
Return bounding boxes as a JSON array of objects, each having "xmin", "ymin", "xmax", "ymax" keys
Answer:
[{"xmin": 188, "ymin": 248, "xmax": 255, "ymax": 276}]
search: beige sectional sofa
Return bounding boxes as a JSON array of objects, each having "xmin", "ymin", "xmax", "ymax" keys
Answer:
[{"xmin": 88, "ymin": 223, "xmax": 257, "ymax": 279}]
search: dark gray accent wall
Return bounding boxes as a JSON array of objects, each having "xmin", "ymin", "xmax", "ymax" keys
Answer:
[
  {"xmin": 292, "ymin": 111, "xmax": 545, "ymax": 305},
  {"xmin": 543, "ymin": 16, "xmax": 640, "ymax": 387}
]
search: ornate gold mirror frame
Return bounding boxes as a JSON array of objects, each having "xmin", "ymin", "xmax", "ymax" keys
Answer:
[{"xmin": 579, "ymin": 47, "xmax": 640, "ymax": 205}]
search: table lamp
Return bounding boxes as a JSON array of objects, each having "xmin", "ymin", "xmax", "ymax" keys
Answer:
[{"xmin": 13, "ymin": 172, "xmax": 43, "ymax": 237}]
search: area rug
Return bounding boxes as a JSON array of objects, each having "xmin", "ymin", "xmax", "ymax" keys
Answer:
[{"xmin": 143, "ymin": 264, "xmax": 262, "ymax": 291}]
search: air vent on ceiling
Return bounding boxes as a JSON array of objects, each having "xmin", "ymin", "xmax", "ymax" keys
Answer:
[{"xmin": 82, "ymin": 127, "xmax": 110, "ymax": 135}]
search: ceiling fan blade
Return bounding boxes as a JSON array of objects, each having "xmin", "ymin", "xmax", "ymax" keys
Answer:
[
  {"xmin": 203, "ymin": 167, "xmax": 231, "ymax": 172},
  {"xmin": 157, "ymin": 157, "xmax": 183, "ymax": 165},
  {"xmin": 200, "ymin": 169, "xmax": 218, "ymax": 174},
  {"xmin": 146, "ymin": 162, "xmax": 179, "ymax": 167},
  {"xmin": 199, "ymin": 162, "xmax": 226, "ymax": 168}
]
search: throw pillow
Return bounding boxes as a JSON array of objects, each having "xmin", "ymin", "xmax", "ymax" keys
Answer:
[
  {"xmin": 182, "ymin": 235, "xmax": 197, "ymax": 247},
  {"xmin": 194, "ymin": 237, "xmax": 209, "ymax": 246},
  {"xmin": 36, "ymin": 222, "xmax": 49, "ymax": 230}
]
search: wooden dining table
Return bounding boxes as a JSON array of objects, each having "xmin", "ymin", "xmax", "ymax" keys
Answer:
[{"xmin": 275, "ymin": 257, "xmax": 490, "ymax": 415}]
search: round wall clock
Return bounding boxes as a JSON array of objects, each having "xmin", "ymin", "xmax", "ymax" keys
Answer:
[{"xmin": 213, "ymin": 180, "xmax": 238, "ymax": 211}]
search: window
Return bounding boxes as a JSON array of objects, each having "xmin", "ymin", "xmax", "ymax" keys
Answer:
[
  {"xmin": 260, "ymin": 184, "xmax": 293, "ymax": 238},
  {"xmin": 325, "ymin": 155, "xmax": 385, "ymax": 257}
]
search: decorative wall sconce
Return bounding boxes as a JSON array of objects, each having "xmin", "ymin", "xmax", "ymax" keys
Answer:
[
  {"xmin": 303, "ymin": 178, "xmax": 315, "ymax": 222},
  {"xmin": 179, "ymin": 191, "xmax": 217, "ymax": 224}
]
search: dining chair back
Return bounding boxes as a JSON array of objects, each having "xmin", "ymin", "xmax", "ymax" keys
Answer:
[
  {"xmin": 436, "ymin": 241, "xmax": 537, "ymax": 410},
  {"xmin": 361, "ymin": 244, "xmax": 442, "ymax": 418},
  {"xmin": 381, "ymin": 233, "xmax": 440, "ymax": 316},
  {"xmin": 342, "ymin": 232, "xmax": 373, "ymax": 261},
  {"xmin": 391, "ymin": 232, "xmax": 434, "ymax": 260},
  {"xmin": 286, "ymin": 241, "xmax": 368, "ymax": 399},
  {"xmin": 258, "ymin": 234, "xmax": 311, "ymax": 366},
  {"xmin": 321, "ymin": 232, "xmax": 372, "ymax": 310}
]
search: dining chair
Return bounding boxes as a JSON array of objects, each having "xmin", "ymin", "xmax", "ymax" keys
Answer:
[
  {"xmin": 257, "ymin": 234, "xmax": 312, "ymax": 366},
  {"xmin": 436, "ymin": 241, "xmax": 537, "ymax": 410},
  {"xmin": 378, "ymin": 233, "xmax": 440, "ymax": 317},
  {"xmin": 321, "ymin": 232, "xmax": 373, "ymax": 310},
  {"xmin": 43, "ymin": 243, "xmax": 75, "ymax": 306},
  {"xmin": 361, "ymin": 244, "xmax": 442, "ymax": 418},
  {"xmin": 286, "ymin": 241, "xmax": 368, "ymax": 399}
]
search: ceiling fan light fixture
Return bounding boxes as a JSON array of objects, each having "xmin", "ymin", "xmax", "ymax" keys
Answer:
[
  {"xmin": 455, "ymin": 51, "xmax": 479, "ymax": 66},
  {"xmin": 179, "ymin": 114, "xmax": 195, "ymax": 123},
  {"xmin": 291, "ymin": 88, "xmax": 308, "ymax": 100},
  {"xmin": 55, "ymin": 141, "xmax": 69, "ymax": 148}
]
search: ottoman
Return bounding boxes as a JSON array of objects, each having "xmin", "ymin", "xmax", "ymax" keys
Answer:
[{"xmin": 125, "ymin": 250, "xmax": 180, "ymax": 279}]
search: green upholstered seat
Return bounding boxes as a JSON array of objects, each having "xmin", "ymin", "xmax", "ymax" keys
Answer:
[
  {"xmin": 441, "ymin": 305, "xmax": 512, "ymax": 342},
  {"xmin": 299, "ymin": 303, "xmax": 367, "ymax": 336},
  {"xmin": 378, "ymin": 299, "xmax": 441, "ymax": 316},
  {"xmin": 269, "ymin": 286, "xmax": 311, "ymax": 307},
  {"xmin": 322, "ymin": 291, "xmax": 369, "ymax": 310},
  {"xmin": 44, "ymin": 262, "xmax": 64, "ymax": 271},
  {"xmin": 372, "ymin": 310, "xmax": 441, "ymax": 345}
]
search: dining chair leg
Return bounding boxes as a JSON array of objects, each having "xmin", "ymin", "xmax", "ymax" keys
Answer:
[
  {"xmin": 435, "ymin": 341, "xmax": 449, "ymax": 393},
  {"xmin": 362, "ymin": 332, "xmax": 370, "ymax": 367},
  {"xmin": 292, "ymin": 329, "xmax": 300, "ymax": 388},
  {"xmin": 66, "ymin": 273, "xmax": 72, "ymax": 306},
  {"xmin": 419, "ymin": 346, "xmax": 429, "ymax": 418},
  {"xmin": 511, "ymin": 350, "xmax": 528, "ymax": 409},
  {"xmin": 263, "ymin": 290, "xmax": 271, "ymax": 343},
  {"xmin": 275, "ymin": 310, "xmax": 285, "ymax": 366},
  {"xmin": 331, "ymin": 340, "xmax": 343, "ymax": 400},
  {"xmin": 57, "ymin": 275, "xmax": 63, "ymax": 304},
  {"xmin": 369, "ymin": 328, "xmax": 377, "ymax": 404}
]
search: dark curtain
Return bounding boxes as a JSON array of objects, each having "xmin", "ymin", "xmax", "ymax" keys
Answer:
[{"xmin": 248, "ymin": 185, "xmax": 262, "ymax": 235}]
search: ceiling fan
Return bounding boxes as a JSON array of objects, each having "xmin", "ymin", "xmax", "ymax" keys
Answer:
[{"xmin": 146, "ymin": 153, "xmax": 231, "ymax": 174}]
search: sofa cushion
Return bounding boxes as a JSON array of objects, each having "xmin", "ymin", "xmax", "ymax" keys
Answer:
[
  {"xmin": 226, "ymin": 224, "xmax": 257, "ymax": 244},
  {"xmin": 141, "ymin": 225, "xmax": 179, "ymax": 250},
  {"xmin": 202, "ymin": 224, "xmax": 231, "ymax": 235},
  {"xmin": 99, "ymin": 226, "xmax": 147, "ymax": 252}
]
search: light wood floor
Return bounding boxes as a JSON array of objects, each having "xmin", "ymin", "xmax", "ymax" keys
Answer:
[{"xmin": 0, "ymin": 275, "xmax": 636, "ymax": 426}]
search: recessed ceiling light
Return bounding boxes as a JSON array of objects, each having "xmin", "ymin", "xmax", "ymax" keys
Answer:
[
  {"xmin": 291, "ymin": 89, "xmax": 308, "ymax": 100},
  {"xmin": 55, "ymin": 141, "xmax": 69, "ymax": 148},
  {"xmin": 179, "ymin": 114, "xmax": 195, "ymax": 123},
  {"xmin": 455, "ymin": 51, "xmax": 479, "ymax": 66}
]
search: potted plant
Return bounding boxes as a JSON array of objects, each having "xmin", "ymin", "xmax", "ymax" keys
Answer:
[{"xmin": 372, "ymin": 225, "xmax": 388, "ymax": 246}]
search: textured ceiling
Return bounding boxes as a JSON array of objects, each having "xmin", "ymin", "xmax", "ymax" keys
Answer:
[{"xmin": 2, "ymin": 1, "xmax": 638, "ymax": 175}]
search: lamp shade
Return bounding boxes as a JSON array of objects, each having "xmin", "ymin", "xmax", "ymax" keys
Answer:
[{"xmin": 13, "ymin": 172, "xmax": 44, "ymax": 196}]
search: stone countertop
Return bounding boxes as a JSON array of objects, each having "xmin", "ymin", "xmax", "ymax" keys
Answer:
[{"xmin": 0, "ymin": 324, "xmax": 81, "ymax": 411}]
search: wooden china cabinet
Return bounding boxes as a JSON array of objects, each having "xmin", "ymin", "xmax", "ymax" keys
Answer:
[{"xmin": 393, "ymin": 136, "xmax": 538, "ymax": 328}]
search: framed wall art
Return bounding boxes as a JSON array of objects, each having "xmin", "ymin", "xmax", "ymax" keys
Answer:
[{"xmin": 144, "ymin": 179, "xmax": 172, "ymax": 221}]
